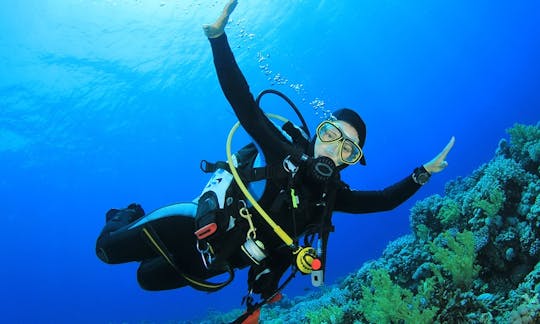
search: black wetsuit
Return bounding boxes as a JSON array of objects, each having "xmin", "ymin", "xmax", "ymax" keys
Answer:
[{"xmin": 95, "ymin": 33, "xmax": 422, "ymax": 295}]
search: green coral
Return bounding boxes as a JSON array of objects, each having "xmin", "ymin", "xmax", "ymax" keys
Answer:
[
  {"xmin": 506, "ymin": 123, "xmax": 540, "ymax": 173},
  {"xmin": 200, "ymin": 308, "xmax": 244, "ymax": 324},
  {"xmin": 358, "ymin": 268, "xmax": 438, "ymax": 324},
  {"xmin": 305, "ymin": 304, "xmax": 344, "ymax": 324},
  {"xmin": 507, "ymin": 123, "xmax": 540, "ymax": 158},
  {"xmin": 261, "ymin": 286, "xmax": 353, "ymax": 323},
  {"xmin": 437, "ymin": 197, "xmax": 461, "ymax": 226},
  {"xmin": 471, "ymin": 183, "xmax": 505, "ymax": 218},
  {"xmin": 415, "ymin": 224, "xmax": 430, "ymax": 242},
  {"xmin": 430, "ymin": 230, "xmax": 480, "ymax": 289}
]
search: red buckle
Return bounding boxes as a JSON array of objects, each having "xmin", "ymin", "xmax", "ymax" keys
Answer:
[{"xmin": 194, "ymin": 223, "xmax": 218, "ymax": 240}]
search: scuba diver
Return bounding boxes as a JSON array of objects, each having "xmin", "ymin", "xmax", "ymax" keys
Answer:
[{"xmin": 95, "ymin": 0, "xmax": 455, "ymax": 322}]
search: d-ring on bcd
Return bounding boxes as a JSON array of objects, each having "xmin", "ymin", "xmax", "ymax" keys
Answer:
[{"xmin": 239, "ymin": 200, "xmax": 257, "ymax": 239}]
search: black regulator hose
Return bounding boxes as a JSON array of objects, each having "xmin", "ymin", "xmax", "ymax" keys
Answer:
[{"xmin": 255, "ymin": 89, "xmax": 311, "ymax": 138}]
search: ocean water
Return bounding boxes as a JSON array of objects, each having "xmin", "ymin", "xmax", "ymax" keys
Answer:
[{"xmin": 1, "ymin": 1, "xmax": 539, "ymax": 323}]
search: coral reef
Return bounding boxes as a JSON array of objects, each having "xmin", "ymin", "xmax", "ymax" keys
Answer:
[{"xmin": 194, "ymin": 122, "xmax": 540, "ymax": 323}]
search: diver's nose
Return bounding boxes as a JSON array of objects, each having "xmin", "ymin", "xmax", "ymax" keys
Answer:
[{"xmin": 324, "ymin": 142, "xmax": 339, "ymax": 156}]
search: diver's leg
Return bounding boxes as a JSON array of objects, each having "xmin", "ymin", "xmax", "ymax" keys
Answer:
[
  {"xmin": 101, "ymin": 203, "xmax": 145, "ymax": 234},
  {"xmin": 137, "ymin": 252, "xmax": 231, "ymax": 292},
  {"xmin": 95, "ymin": 202, "xmax": 198, "ymax": 264},
  {"xmin": 202, "ymin": 0, "xmax": 237, "ymax": 38},
  {"xmin": 95, "ymin": 203, "xmax": 155, "ymax": 263},
  {"xmin": 137, "ymin": 256, "xmax": 189, "ymax": 291},
  {"xmin": 133, "ymin": 204, "xmax": 212, "ymax": 276},
  {"xmin": 135, "ymin": 205, "xmax": 229, "ymax": 291}
]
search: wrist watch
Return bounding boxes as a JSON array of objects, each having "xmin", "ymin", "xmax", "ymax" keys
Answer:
[{"xmin": 412, "ymin": 166, "xmax": 431, "ymax": 185}]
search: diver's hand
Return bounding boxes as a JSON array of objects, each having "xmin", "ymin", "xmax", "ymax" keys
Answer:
[
  {"xmin": 203, "ymin": 0, "xmax": 238, "ymax": 38},
  {"xmin": 423, "ymin": 136, "xmax": 455, "ymax": 174}
]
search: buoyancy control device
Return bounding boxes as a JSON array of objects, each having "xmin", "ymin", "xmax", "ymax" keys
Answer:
[{"xmin": 193, "ymin": 90, "xmax": 339, "ymax": 297}]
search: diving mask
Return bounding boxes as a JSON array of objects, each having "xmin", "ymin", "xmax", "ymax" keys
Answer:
[{"xmin": 316, "ymin": 121, "xmax": 363, "ymax": 165}]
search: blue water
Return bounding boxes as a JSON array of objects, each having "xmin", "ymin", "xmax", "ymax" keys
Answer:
[{"xmin": 1, "ymin": 1, "xmax": 539, "ymax": 323}]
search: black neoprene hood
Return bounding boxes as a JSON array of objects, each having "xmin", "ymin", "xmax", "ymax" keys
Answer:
[{"xmin": 332, "ymin": 108, "xmax": 367, "ymax": 165}]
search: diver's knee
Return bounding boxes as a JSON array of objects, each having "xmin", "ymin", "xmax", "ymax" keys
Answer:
[
  {"xmin": 136, "ymin": 258, "xmax": 188, "ymax": 291},
  {"xmin": 95, "ymin": 235, "xmax": 114, "ymax": 264},
  {"xmin": 96, "ymin": 246, "xmax": 111, "ymax": 264},
  {"xmin": 137, "ymin": 265, "xmax": 161, "ymax": 291}
]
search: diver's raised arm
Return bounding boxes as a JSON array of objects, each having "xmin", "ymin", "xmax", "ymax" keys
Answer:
[
  {"xmin": 203, "ymin": 0, "xmax": 238, "ymax": 39},
  {"xmin": 203, "ymin": 0, "xmax": 297, "ymax": 163}
]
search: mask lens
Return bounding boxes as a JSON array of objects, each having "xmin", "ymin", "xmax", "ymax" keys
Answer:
[
  {"xmin": 340, "ymin": 139, "xmax": 363, "ymax": 164},
  {"xmin": 317, "ymin": 121, "xmax": 342, "ymax": 143}
]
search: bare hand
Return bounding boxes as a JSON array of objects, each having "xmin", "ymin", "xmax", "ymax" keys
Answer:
[
  {"xmin": 423, "ymin": 136, "xmax": 455, "ymax": 174},
  {"xmin": 203, "ymin": 0, "xmax": 238, "ymax": 38}
]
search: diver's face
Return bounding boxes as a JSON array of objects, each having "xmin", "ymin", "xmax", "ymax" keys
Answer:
[{"xmin": 314, "ymin": 120, "xmax": 360, "ymax": 166}]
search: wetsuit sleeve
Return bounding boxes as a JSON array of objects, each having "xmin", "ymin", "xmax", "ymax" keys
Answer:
[
  {"xmin": 334, "ymin": 173, "xmax": 422, "ymax": 214},
  {"xmin": 209, "ymin": 33, "xmax": 295, "ymax": 163}
]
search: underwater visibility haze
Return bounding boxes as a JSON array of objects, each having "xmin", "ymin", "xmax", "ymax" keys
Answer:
[{"xmin": 1, "ymin": 0, "xmax": 539, "ymax": 322}]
